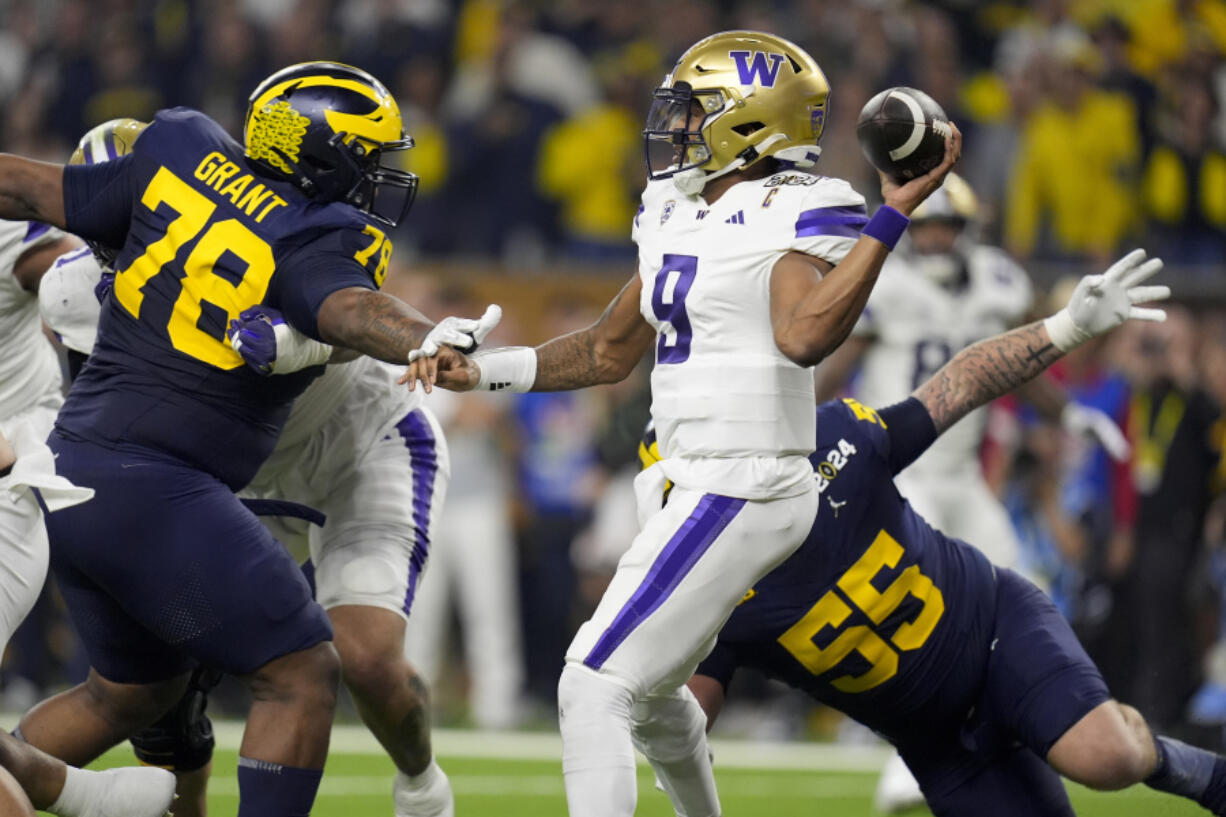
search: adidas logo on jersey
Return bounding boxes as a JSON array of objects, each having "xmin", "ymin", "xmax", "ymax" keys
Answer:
[
  {"xmin": 724, "ymin": 210, "xmax": 745, "ymax": 225},
  {"xmin": 488, "ymin": 382, "xmax": 512, "ymax": 391}
]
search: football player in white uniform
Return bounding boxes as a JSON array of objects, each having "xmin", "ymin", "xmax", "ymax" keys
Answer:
[
  {"xmin": 407, "ymin": 30, "xmax": 961, "ymax": 817},
  {"xmin": 0, "ymin": 125, "xmax": 176, "ymax": 817},
  {"xmin": 34, "ymin": 118, "xmax": 504, "ymax": 817},
  {"xmin": 813, "ymin": 172, "xmax": 1130, "ymax": 811}
]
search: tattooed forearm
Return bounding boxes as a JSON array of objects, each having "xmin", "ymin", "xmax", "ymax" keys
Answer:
[
  {"xmin": 533, "ymin": 327, "xmax": 603, "ymax": 390},
  {"xmin": 913, "ymin": 320, "xmax": 1064, "ymax": 434},
  {"xmin": 531, "ymin": 280, "xmax": 654, "ymax": 391},
  {"xmin": 317, "ymin": 288, "xmax": 433, "ymax": 364}
]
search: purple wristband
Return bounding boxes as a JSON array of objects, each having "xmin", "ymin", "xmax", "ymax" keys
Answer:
[{"xmin": 861, "ymin": 205, "xmax": 910, "ymax": 250}]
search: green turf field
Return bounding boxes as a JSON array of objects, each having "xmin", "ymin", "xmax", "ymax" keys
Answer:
[{"xmin": 63, "ymin": 724, "xmax": 1207, "ymax": 816}]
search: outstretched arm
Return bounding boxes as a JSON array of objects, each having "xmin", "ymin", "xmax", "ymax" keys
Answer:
[
  {"xmin": 913, "ymin": 249, "xmax": 1169, "ymax": 435},
  {"xmin": 0, "ymin": 157, "xmax": 66, "ymax": 228},
  {"xmin": 315, "ymin": 287, "xmax": 437, "ymax": 365},
  {"xmin": 531, "ymin": 275, "xmax": 655, "ymax": 390},
  {"xmin": 405, "ymin": 274, "xmax": 656, "ymax": 393},
  {"xmin": 914, "ymin": 321, "xmax": 1063, "ymax": 435}
]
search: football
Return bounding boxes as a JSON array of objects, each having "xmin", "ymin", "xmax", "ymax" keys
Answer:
[{"xmin": 856, "ymin": 87, "xmax": 952, "ymax": 182}]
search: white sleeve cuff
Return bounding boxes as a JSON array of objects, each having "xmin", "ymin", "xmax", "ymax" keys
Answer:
[{"xmin": 472, "ymin": 346, "xmax": 537, "ymax": 392}]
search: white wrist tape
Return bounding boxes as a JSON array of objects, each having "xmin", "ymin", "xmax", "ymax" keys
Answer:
[
  {"xmin": 1042, "ymin": 309, "xmax": 1092, "ymax": 353},
  {"xmin": 272, "ymin": 323, "xmax": 333, "ymax": 373},
  {"xmin": 472, "ymin": 346, "xmax": 537, "ymax": 392}
]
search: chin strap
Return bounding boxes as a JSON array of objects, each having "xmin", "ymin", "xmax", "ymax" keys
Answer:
[{"xmin": 672, "ymin": 135, "xmax": 820, "ymax": 195}]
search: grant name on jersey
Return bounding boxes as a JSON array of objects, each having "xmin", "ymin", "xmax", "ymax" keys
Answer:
[{"xmin": 193, "ymin": 152, "xmax": 288, "ymax": 223}]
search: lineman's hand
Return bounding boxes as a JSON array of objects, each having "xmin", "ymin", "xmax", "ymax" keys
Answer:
[
  {"xmin": 406, "ymin": 304, "xmax": 502, "ymax": 363},
  {"xmin": 1044, "ymin": 249, "xmax": 1168, "ymax": 352}
]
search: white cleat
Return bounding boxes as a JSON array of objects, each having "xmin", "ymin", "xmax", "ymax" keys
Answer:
[
  {"xmin": 873, "ymin": 750, "xmax": 926, "ymax": 814},
  {"xmin": 86, "ymin": 767, "xmax": 177, "ymax": 817},
  {"xmin": 394, "ymin": 766, "xmax": 455, "ymax": 817}
]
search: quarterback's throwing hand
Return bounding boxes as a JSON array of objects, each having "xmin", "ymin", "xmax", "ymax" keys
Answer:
[
  {"xmin": 1044, "ymin": 249, "xmax": 1169, "ymax": 353},
  {"xmin": 879, "ymin": 122, "xmax": 963, "ymax": 216},
  {"xmin": 407, "ymin": 304, "xmax": 502, "ymax": 363}
]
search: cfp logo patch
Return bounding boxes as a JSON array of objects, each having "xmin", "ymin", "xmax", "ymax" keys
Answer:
[
  {"xmin": 661, "ymin": 200, "xmax": 676, "ymax": 225},
  {"xmin": 729, "ymin": 50, "xmax": 786, "ymax": 87}
]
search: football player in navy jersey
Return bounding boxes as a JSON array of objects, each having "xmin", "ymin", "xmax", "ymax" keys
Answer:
[
  {"xmin": 0, "ymin": 62, "xmax": 481, "ymax": 817},
  {"xmin": 645, "ymin": 251, "xmax": 1226, "ymax": 815}
]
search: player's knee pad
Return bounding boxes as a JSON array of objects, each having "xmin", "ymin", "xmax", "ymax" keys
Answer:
[
  {"xmin": 129, "ymin": 668, "xmax": 220, "ymax": 773},
  {"xmin": 558, "ymin": 664, "xmax": 637, "ymax": 769},
  {"xmin": 630, "ymin": 686, "xmax": 708, "ymax": 764}
]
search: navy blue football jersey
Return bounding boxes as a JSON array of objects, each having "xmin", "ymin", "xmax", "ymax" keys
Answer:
[
  {"xmin": 55, "ymin": 108, "xmax": 395, "ymax": 489},
  {"xmin": 695, "ymin": 398, "xmax": 999, "ymax": 743}
]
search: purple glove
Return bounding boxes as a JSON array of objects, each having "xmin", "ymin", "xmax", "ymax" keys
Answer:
[
  {"xmin": 94, "ymin": 271, "xmax": 115, "ymax": 304},
  {"xmin": 226, "ymin": 306, "xmax": 284, "ymax": 376}
]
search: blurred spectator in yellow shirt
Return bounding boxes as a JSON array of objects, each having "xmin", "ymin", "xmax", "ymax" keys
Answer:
[
  {"xmin": 1141, "ymin": 73, "xmax": 1226, "ymax": 265},
  {"xmin": 1005, "ymin": 32, "xmax": 1139, "ymax": 263},
  {"xmin": 537, "ymin": 46, "xmax": 657, "ymax": 260},
  {"xmin": 1127, "ymin": 0, "xmax": 1226, "ymax": 78}
]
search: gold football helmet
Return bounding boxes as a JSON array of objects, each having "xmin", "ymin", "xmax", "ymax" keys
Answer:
[
  {"xmin": 70, "ymin": 118, "xmax": 148, "ymax": 267},
  {"xmin": 644, "ymin": 31, "xmax": 831, "ymax": 194},
  {"xmin": 905, "ymin": 173, "xmax": 980, "ymax": 286},
  {"xmin": 910, "ymin": 172, "xmax": 978, "ymax": 224},
  {"xmin": 70, "ymin": 118, "xmax": 147, "ymax": 167}
]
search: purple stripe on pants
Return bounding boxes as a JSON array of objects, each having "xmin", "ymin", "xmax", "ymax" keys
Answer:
[
  {"xmin": 395, "ymin": 409, "xmax": 438, "ymax": 616},
  {"xmin": 583, "ymin": 493, "xmax": 747, "ymax": 671}
]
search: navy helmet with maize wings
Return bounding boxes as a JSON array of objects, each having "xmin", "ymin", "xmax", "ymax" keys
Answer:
[{"xmin": 244, "ymin": 61, "xmax": 418, "ymax": 227}]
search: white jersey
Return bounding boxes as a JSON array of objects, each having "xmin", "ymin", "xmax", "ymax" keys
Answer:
[
  {"xmin": 633, "ymin": 171, "xmax": 863, "ymax": 499},
  {"xmin": 0, "ymin": 221, "xmax": 65, "ymax": 421},
  {"xmin": 266, "ymin": 354, "xmax": 421, "ymax": 455},
  {"xmin": 851, "ymin": 245, "xmax": 1033, "ymax": 475}
]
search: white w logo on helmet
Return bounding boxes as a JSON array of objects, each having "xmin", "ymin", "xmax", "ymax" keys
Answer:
[{"xmin": 729, "ymin": 51, "xmax": 785, "ymax": 87}]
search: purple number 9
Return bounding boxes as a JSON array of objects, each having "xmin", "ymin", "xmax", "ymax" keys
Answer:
[{"xmin": 652, "ymin": 253, "xmax": 698, "ymax": 364}]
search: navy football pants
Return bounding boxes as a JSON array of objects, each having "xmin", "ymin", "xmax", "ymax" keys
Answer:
[
  {"xmin": 900, "ymin": 569, "xmax": 1111, "ymax": 817},
  {"xmin": 46, "ymin": 432, "xmax": 332, "ymax": 684}
]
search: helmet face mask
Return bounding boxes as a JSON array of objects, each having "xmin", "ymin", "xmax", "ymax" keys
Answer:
[
  {"xmin": 245, "ymin": 61, "xmax": 420, "ymax": 227},
  {"xmin": 322, "ymin": 133, "xmax": 419, "ymax": 228},
  {"xmin": 644, "ymin": 83, "xmax": 723, "ymax": 178}
]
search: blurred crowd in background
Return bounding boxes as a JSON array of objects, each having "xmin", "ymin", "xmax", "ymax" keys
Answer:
[
  {"xmin": 1, "ymin": 0, "xmax": 1225, "ymax": 267},
  {"xmin": 4, "ymin": 0, "xmax": 1226, "ymax": 747}
]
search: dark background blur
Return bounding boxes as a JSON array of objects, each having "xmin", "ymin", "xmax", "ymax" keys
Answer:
[{"xmin": 5, "ymin": 0, "xmax": 1226, "ymax": 743}]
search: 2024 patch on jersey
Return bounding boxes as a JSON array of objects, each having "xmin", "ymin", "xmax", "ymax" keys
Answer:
[
  {"xmin": 57, "ymin": 108, "xmax": 394, "ymax": 488},
  {"xmin": 632, "ymin": 171, "xmax": 866, "ymax": 499}
]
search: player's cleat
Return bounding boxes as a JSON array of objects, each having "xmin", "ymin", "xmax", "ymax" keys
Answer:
[
  {"xmin": 873, "ymin": 751, "xmax": 927, "ymax": 814},
  {"xmin": 77, "ymin": 766, "xmax": 177, "ymax": 817},
  {"xmin": 393, "ymin": 764, "xmax": 455, "ymax": 817}
]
